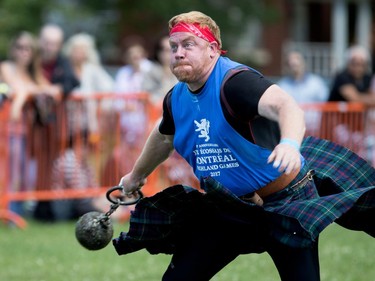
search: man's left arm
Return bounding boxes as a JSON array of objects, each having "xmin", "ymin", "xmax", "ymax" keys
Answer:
[{"xmin": 258, "ymin": 84, "xmax": 306, "ymax": 174}]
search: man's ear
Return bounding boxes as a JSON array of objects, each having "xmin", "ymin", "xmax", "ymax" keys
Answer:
[{"xmin": 209, "ymin": 41, "xmax": 219, "ymax": 56}]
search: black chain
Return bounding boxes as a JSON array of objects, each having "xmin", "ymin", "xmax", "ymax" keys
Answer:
[
  {"xmin": 98, "ymin": 186, "xmax": 143, "ymax": 222},
  {"xmin": 98, "ymin": 203, "xmax": 119, "ymax": 222},
  {"xmin": 104, "ymin": 202, "xmax": 120, "ymax": 219}
]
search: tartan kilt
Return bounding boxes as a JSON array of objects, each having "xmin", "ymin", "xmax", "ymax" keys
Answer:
[
  {"xmin": 301, "ymin": 136, "xmax": 375, "ymax": 236},
  {"xmin": 113, "ymin": 136, "xmax": 375, "ymax": 255}
]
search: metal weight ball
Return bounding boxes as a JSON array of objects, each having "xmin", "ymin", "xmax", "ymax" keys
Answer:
[
  {"xmin": 75, "ymin": 211, "xmax": 114, "ymax": 250},
  {"xmin": 75, "ymin": 187, "xmax": 143, "ymax": 251}
]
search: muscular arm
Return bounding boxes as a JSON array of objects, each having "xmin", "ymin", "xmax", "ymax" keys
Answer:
[
  {"xmin": 258, "ymin": 84, "xmax": 305, "ymax": 143},
  {"xmin": 119, "ymin": 121, "xmax": 175, "ymax": 193},
  {"xmin": 258, "ymin": 84, "xmax": 306, "ymax": 173}
]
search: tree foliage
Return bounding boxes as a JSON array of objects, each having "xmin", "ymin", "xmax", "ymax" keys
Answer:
[
  {"xmin": 0, "ymin": 0, "xmax": 280, "ymax": 63},
  {"xmin": 0, "ymin": 0, "xmax": 51, "ymax": 59}
]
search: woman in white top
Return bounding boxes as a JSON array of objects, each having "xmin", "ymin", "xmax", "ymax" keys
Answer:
[
  {"xmin": 63, "ymin": 33, "xmax": 114, "ymax": 95},
  {"xmin": 63, "ymin": 33, "xmax": 114, "ymax": 137}
]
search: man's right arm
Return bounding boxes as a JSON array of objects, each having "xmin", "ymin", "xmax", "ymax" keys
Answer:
[{"xmin": 119, "ymin": 122, "xmax": 174, "ymax": 194}]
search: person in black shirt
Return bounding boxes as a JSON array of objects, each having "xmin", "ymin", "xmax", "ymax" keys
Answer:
[{"xmin": 329, "ymin": 45, "xmax": 375, "ymax": 105}]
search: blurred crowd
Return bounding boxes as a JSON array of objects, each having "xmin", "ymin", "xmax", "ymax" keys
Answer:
[
  {"xmin": 278, "ymin": 47, "xmax": 375, "ymax": 162},
  {"xmin": 1, "ymin": 23, "xmax": 375, "ymax": 222},
  {"xmin": 0, "ymin": 24, "xmax": 180, "ymax": 222}
]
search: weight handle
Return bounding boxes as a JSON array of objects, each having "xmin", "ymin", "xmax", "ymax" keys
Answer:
[{"xmin": 106, "ymin": 186, "xmax": 143, "ymax": 205}]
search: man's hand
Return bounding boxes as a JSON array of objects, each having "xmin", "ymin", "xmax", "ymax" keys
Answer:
[
  {"xmin": 118, "ymin": 173, "xmax": 147, "ymax": 197},
  {"xmin": 267, "ymin": 143, "xmax": 302, "ymax": 175}
]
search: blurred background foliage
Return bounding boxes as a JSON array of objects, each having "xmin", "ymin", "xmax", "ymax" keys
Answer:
[{"xmin": 0, "ymin": 0, "xmax": 280, "ymax": 64}]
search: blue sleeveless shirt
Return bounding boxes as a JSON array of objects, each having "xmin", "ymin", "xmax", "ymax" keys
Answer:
[{"xmin": 171, "ymin": 57, "xmax": 301, "ymax": 196}]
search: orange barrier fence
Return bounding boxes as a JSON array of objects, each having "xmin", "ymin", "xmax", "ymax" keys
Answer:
[
  {"xmin": 301, "ymin": 101, "xmax": 375, "ymax": 172},
  {"xmin": 300, "ymin": 102, "xmax": 368, "ymax": 155},
  {"xmin": 0, "ymin": 93, "xmax": 172, "ymax": 227},
  {"xmin": 0, "ymin": 96, "xmax": 373, "ymax": 228}
]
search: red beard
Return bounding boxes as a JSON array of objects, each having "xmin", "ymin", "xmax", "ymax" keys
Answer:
[{"xmin": 172, "ymin": 64, "xmax": 193, "ymax": 82}]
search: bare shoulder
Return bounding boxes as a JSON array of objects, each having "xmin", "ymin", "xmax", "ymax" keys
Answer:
[
  {"xmin": 0, "ymin": 60, "xmax": 17, "ymax": 78},
  {"xmin": 0, "ymin": 60, "xmax": 14, "ymax": 72}
]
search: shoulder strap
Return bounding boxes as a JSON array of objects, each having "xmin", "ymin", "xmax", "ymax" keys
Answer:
[
  {"xmin": 165, "ymin": 88, "xmax": 174, "ymax": 118},
  {"xmin": 220, "ymin": 67, "xmax": 257, "ymax": 143},
  {"xmin": 219, "ymin": 66, "xmax": 251, "ymax": 122}
]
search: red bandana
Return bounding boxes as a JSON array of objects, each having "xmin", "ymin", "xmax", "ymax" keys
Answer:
[{"xmin": 170, "ymin": 22, "xmax": 227, "ymax": 55}]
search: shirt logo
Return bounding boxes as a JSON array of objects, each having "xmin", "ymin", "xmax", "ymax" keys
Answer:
[{"xmin": 194, "ymin": 118, "xmax": 210, "ymax": 142}]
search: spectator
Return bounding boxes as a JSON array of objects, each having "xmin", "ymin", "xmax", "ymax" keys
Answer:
[
  {"xmin": 113, "ymin": 37, "xmax": 154, "ymax": 174},
  {"xmin": 143, "ymin": 35, "xmax": 178, "ymax": 105},
  {"xmin": 0, "ymin": 31, "xmax": 56, "ymax": 121},
  {"xmin": 279, "ymin": 51, "xmax": 329, "ymax": 103},
  {"xmin": 39, "ymin": 24, "xmax": 79, "ymax": 97},
  {"xmin": 278, "ymin": 51, "xmax": 329, "ymax": 135},
  {"xmin": 63, "ymin": 32, "xmax": 114, "ymax": 95},
  {"xmin": 328, "ymin": 45, "xmax": 375, "ymax": 155},
  {"xmin": 63, "ymin": 32, "xmax": 114, "ymax": 139},
  {"xmin": 32, "ymin": 24, "xmax": 80, "ymax": 221},
  {"xmin": 329, "ymin": 45, "xmax": 374, "ymax": 104},
  {"xmin": 0, "ymin": 31, "xmax": 51, "ymax": 216},
  {"xmin": 114, "ymin": 37, "xmax": 154, "ymax": 93}
]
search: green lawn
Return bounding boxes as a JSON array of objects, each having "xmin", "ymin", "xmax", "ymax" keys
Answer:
[{"xmin": 0, "ymin": 220, "xmax": 374, "ymax": 281}]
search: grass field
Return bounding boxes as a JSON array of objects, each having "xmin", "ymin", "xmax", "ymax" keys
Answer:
[{"xmin": 0, "ymin": 220, "xmax": 374, "ymax": 281}]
